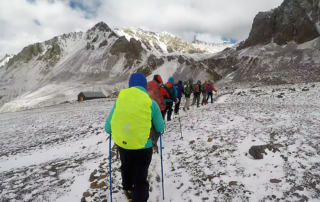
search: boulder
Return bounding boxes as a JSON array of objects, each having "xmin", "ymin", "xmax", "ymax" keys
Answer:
[
  {"xmin": 89, "ymin": 169, "xmax": 97, "ymax": 182},
  {"xmin": 248, "ymin": 144, "xmax": 279, "ymax": 159},
  {"xmin": 83, "ymin": 192, "xmax": 91, "ymax": 197}
]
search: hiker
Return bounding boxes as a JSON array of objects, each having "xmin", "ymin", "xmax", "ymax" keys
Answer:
[
  {"xmin": 149, "ymin": 74, "xmax": 177, "ymax": 119},
  {"xmin": 182, "ymin": 80, "xmax": 192, "ymax": 110},
  {"xmin": 192, "ymin": 80, "xmax": 201, "ymax": 107},
  {"xmin": 206, "ymin": 80, "xmax": 217, "ymax": 103},
  {"xmin": 164, "ymin": 77, "xmax": 178, "ymax": 121},
  {"xmin": 201, "ymin": 80, "xmax": 210, "ymax": 105},
  {"xmin": 105, "ymin": 73, "xmax": 165, "ymax": 202},
  {"xmin": 147, "ymin": 74, "xmax": 177, "ymax": 151},
  {"xmin": 174, "ymin": 80, "xmax": 184, "ymax": 115}
]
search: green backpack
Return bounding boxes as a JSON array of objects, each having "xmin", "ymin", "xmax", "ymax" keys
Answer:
[{"xmin": 183, "ymin": 81, "xmax": 191, "ymax": 94}]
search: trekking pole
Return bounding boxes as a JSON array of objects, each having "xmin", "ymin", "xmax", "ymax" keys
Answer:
[
  {"xmin": 108, "ymin": 133, "xmax": 113, "ymax": 202},
  {"xmin": 178, "ymin": 114, "xmax": 183, "ymax": 140},
  {"xmin": 159, "ymin": 132, "xmax": 165, "ymax": 200}
]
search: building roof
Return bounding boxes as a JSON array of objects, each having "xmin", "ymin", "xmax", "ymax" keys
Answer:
[{"xmin": 79, "ymin": 91, "xmax": 106, "ymax": 98}]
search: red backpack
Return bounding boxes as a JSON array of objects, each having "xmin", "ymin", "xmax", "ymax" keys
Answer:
[{"xmin": 147, "ymin": 80, "xmax": 165, "ymax": 110}]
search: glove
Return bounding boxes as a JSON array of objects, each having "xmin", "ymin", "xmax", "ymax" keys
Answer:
[{"xmin": 175, "ymin": 98, "xmax": 179, "ymax": 104}]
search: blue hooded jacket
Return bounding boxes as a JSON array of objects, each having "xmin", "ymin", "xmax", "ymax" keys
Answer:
[
  {"xmin": 165, "ymin": 77, "xmax": 178, "ymax": 102},
  {"xmin": 174, "ymin": 80, "xmax": 184, "ymax": 99}
]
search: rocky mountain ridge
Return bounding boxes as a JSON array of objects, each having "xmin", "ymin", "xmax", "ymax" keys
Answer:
[{"xmin": 238, "ymin": 0, "xmax": 320, "ymax": 49}]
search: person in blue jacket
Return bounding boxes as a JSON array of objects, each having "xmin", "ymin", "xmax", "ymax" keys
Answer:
[
  {"xmin": 105, "ymin": 73, "xmax": 165, "ymax": 202},
  {"xmin": 164, "ymin": 77, "xmax": 178, "ymax": 121},
  {"xmin": 174, "ymin": 80, "xmax": 184, "ymax": 115}
]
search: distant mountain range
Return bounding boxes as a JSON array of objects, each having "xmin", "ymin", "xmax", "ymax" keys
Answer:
[{"xmin": 0, "ymin": 0, "xmax": 320, "ymax": 113}]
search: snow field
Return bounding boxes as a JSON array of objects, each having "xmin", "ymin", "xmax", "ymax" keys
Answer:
[{"xmin": 0, "ymin": 82, "xmax": 320, "ymax": 202}]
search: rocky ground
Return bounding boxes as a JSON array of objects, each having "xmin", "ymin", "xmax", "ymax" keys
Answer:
[{"xmin": 0, "ymin": 82, "xmax": 319, "ymax": 202}]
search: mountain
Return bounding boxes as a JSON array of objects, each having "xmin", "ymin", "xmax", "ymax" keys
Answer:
[
  {"xmin": 203, "ymin": 0, "xmax": 320, "ymax": 85},
  {"xmin": 192, "ymin": 39, "xmax": 236, "ymax": 53},
  {"xmin": 237, "ymin": 0, "xmax": 320, "ymax": 49},
  {"xmin": 0, "ymin": 22, "xmax": 220, "ymax": 113}
]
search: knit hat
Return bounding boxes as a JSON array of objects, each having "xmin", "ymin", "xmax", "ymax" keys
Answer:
[
  {"xmin": 168, "ymin": 77, "xmax": 174, "ymax": 83},
  {"xmin": 129, "ymin": 73, "xmax": 147, "ymax": 89}
]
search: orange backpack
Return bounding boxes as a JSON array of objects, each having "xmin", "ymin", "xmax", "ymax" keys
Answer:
[{"xmin": 194, "ymin": 84, "xmax": 200, "ymax": 93}]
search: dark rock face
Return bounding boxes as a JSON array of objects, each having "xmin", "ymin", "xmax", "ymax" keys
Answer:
[
  {"xmin": 167, "ymin": 46, "xmax": 174, "ymax": 53},
  {"xmin": 92, "ymin": 34, "xmax": 99, "ymax": 43},
  {"xmin": 178, "ymin": 55, "xmax": 185, "ymax": 64},
  {"xmin": 7, "ymin": 43, "xmax": 42, "ymax": 66},
  {"xmin": 238, "ymin": 0, "xmax": 320, "ymax": 50},
  {"xmin": 86, "ymin": 42, "xmax": 91, "ymax": 50},
  {"xmin": 108, "ymin": 31, "xmax": 118, "ymax": 39},
  {"xmin": 87, "ymin": 21, "xmax": 111, "ymax": 33},
  {"xmin": 110, "ymin": 37, "xmax": 143, "ymax": 61},
  {"xmin": 136, "ymin": 54, "xmax": 164, "ymax": 76},
  {"xmin": 249, "ymin": 144, "xmax": 280, "ymax": 159},
  {"xmin": 99, "ymin": 40, "xmax": 108, "ymax": 48}
]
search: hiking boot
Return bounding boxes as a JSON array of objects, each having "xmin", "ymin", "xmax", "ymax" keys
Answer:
[
  {"xmin": 183, "ymin": 107, "xmax": 186, "ymax": 111},
  {"xmin": 174, "ymin": 112, "xmax": 178, "ymax": 115},
  {"xmin": 124, "ymin": 190, "xmax": 132, "ymax": 201},
  {"xmin": 187, "ymin": 108, "xmax": 190, "ymax": 110},
  {"xmin": 197, "ymin": 105, "xmax": 200, "ymax": 108}
]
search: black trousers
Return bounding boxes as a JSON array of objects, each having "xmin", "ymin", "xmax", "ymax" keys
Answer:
[
  {"xmin": 207, "ymin": 92, "xmax": 213, "ymax": 103},
  {"xmin": 164, "ymin": 102, "xmax": 173, "ymax": 121},
  {"xmin": 194, "ymin": 93, "xmax": 200, "ymax": 107},
  {"xmin": 174, "ymin": 99, "xmax": 181, "ymax": 113},
  {"xmin": 118, "ymin": 146, "xmax": 153, "ymax": 202}
]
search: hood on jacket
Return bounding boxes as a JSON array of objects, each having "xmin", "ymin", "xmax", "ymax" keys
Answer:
[
  {"xmin": 168, "ymin": 77, "xmax": 174, "ymax": 84},
  {"xmin": 188, "ymin": 78, "xmax": 193, "ymax": 84},
  {"xmin": 129, "ymin": 73, "xmax": 147, "ymax": 89},
  {"xmin": 153, "ymin": 74, "xmax": 163, "ymax": 84},
  {"xmin": 178, "ymin": 80, "xmax": 182, "ymax": 85},
  {"xmin": 197, "ymin": 80, "xmax": 201, "ymax": 85}
]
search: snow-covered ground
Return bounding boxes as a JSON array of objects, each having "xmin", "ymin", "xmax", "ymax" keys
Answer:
[{"xmin": 0, "ymin": 82, "xmax": 319, "ymax": 202}]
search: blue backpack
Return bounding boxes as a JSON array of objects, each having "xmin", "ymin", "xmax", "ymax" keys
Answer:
[{"xmin": 208, "ymin": 84, "xmax": 212, "ymax": 93}]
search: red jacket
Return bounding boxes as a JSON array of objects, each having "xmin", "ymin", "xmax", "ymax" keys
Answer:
[
  {"xmin": 209, "ymin": 81, "xmax": 217, "ymax": 92},
  {"xmin": 152, "ymin": 75, "xmax": 176, "ymax": 111},
  {"xmin": 202, "ymin": 83, "xmax": 210, "ymax": 93}
]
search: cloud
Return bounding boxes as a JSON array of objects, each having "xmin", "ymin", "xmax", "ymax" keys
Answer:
[{"xmin": 0, "ymin": 0, "xmax": 283, "ymax": 59}]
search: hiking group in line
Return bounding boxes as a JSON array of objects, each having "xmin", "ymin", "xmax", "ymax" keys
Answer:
[{"xmin": 105, "ymin": 73, "xmax": 217, "ymax": 202}]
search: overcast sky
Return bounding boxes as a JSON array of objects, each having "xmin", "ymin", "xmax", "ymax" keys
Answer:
[{"xmin": 0, "ymin": 0, "xmax": 283, "ymax": 59}]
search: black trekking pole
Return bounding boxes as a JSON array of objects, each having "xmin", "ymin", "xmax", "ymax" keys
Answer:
[
  {"xmin": 159, "ymin": 132, "xmax": 165, "ymax": 200},
  {"xmin": 178, "ymin": 114, "xmax": 183, "ymax": 140},
  {"xmin": 108, "ymin": 133, "xmax": 113, "ymax": 202}
]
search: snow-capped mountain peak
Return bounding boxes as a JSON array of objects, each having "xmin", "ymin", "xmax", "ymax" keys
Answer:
[
  {"xmin": 0, "ymin": 54, "xmax": 13, "ymax": 68},
  {"xmin": 192, "ymin": 39, "xmax": 236, "ymax": 53}
]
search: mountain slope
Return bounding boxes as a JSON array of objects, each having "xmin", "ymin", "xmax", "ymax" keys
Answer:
[{"xmin": 0, "ymin": 23, "xmax": 220, "ymax": 113}]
